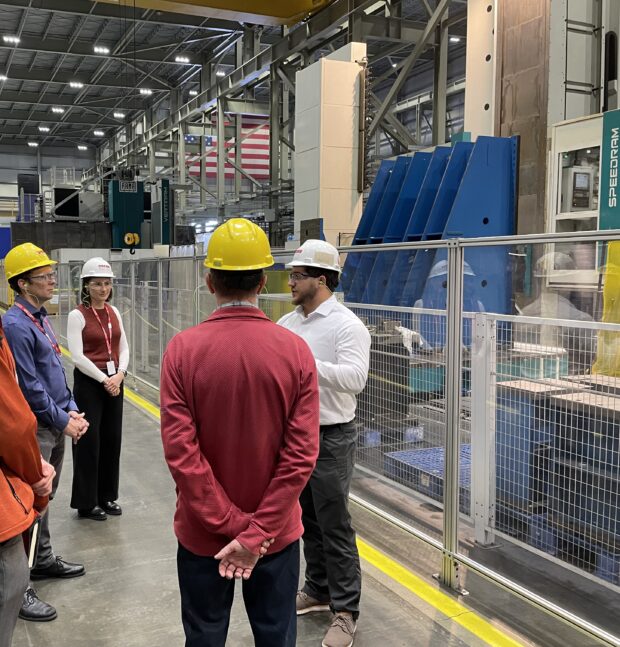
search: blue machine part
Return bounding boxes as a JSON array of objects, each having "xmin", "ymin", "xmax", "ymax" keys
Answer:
[
  {"xmin": 398, "ymin": 142, "xmax": 475, "ymax": 307},
  {"xmin": 382, "ymin": 147, "xmax": 451, "ymax": 306},
  {"xmin": 361, "ymin": 153, "xmax": 432, "ymax": 304},
  {"xmin": 383, "ymin": 152, "xmax": 433, "ymax": 242},
  {"xmin": 413, "ymin": 137, "xmax": 517, "ymax": 346},
  {"xmin": 0, "ymin": 227, "xmax": 10, "ymax": 259},
  {"xmin": 368, "ymin": 156, "xmax": 412, "ymax": 243},
  {"xmin": 495, "ymin": 385, "xmax": 556, "ymax": 509},
  {"xmin": 346, "ymin": 157, "xmax": 411, "ymax": 302},
  {"xmin": 416, "ymin": 252, "xmax": 483, "ymax": 347},
  {"xmin": 384, "ymin": 444, "xmax": 471, "ymax": 514},
  {"xmin": 341, "ymin": 159, "xmax": 394, "ymax": 296},
  {"xmin": 419, "ymin": 142, "xmax": 474, "ymax": 240},
  {"xmin": 353, "ymin": 159, "xmax": 395, "ymax": 244},
  {"xmin": 346, "ymin": 135, "xmax": 518, "ymax": 323}
]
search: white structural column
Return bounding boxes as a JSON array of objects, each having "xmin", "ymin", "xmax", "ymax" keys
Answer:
[
  {"xmin": 293, "ymin": 42, "xmax": 366, "ymax": 247},
  {"xmin": 216, "ymin": 97, "xmax": 226, "ymax": 214},
  {"xmin": 464, "ymin": 0, "xmax": 498, "ymax": 138},
  {"xmin": 178, "ymin": 122, "xmax": 186, "ymax": 211}
]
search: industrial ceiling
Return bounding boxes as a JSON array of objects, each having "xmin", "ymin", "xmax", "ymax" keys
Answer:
[{"xmin": 0, "ymin": 0, "xmax": 465, "ymax": 152}]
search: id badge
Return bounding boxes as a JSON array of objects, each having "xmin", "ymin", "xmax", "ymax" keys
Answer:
[{"xmin": 106, "ymin": 361, "xmax": 116, "ymax": 376}]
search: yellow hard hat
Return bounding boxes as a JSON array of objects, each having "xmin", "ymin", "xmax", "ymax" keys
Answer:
[
  {"xmin": 5, "ymin": 242, "xmax": 56, "ymax": 281},
  {"xmin": 205, "ymin": 218, "xmax": 274, "ymax": 271}
]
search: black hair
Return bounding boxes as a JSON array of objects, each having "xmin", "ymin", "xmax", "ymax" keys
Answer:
[
  {"xmin": 8, "ymin": 275, "xmax": 23, "ymax": 295},
  {"xmin": 79, "ymin": 278, "xmax": 113, "ymax": 306},
  {"xmin": 303, "ymin": 267, "xmax": 340, "ymax": 292},
  {"xmin": 209, "ymin": 269, "xmax": 263, "ymax": 298}
]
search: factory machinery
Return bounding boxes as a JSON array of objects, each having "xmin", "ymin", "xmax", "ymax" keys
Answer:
[
  {"xmin": 10, "ymin": 168, "xmax": 193, "ymax": 254},
  {"xmin": 347, "ymin": 135, "xmax": 619, "ymax": 585}
]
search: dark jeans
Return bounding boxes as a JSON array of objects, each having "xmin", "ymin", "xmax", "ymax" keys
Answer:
[
  {"xmin": 177, "ymin": 541, "xmax": 299, "ymax": 647},
  {"xmin": 71, "ymin": 369, "xmax": 123, "ymax": 510},
  {"xmin": 300, "ymin": 422, "xmax": 361, "ymax": 619}
]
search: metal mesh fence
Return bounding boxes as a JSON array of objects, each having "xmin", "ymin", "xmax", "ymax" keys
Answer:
[{"xmin": 1, "ymin": 236, "xmax": 619, "ymax": 611}]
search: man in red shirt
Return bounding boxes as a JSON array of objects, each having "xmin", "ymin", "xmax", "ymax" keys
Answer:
[{"xmin": 160, "ymin": 219, "xmax": 320, "ymax": 647}]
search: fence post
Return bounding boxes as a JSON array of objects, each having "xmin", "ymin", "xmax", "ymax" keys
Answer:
[
  {"xmin": 194, "ymin": 257, "xmax": 201, "ymax": 326},
  {"xmin": 158, "ymin": 260, "xmax": 164, "ymax": 370},
  {"xmin": 130, "ymin": 262, "xmax": 137, "ymax": 388},
  {"xmin": 440, "ymin": 240, "xmax": 465, "ymax": 592},
  {"xmin": 471, "ymin": 313, "xmax": 497, "ymax": 546}
]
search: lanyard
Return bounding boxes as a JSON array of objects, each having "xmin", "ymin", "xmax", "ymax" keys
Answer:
[
  {"xmin": 15, "ymin": 302, "xmax": 61, "ymax": 356},
  {"xmin": 90, "ymin": 305, "xmax": 113, "ymax": 360}
]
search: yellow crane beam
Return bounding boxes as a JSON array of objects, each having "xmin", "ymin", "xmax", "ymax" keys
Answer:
[{"xmin": 97, "ymin": 0, "xmax": 335, "ymax": 26}]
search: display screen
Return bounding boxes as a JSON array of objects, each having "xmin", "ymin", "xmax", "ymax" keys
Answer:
[{"xmin": 574, "ymin": 172, "xmax": 590, "ymax": 190}]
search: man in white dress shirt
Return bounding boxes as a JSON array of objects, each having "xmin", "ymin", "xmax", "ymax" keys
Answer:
[{"xmin": 278, "ymin": 239, "xmax": 371, "ymax": 647}]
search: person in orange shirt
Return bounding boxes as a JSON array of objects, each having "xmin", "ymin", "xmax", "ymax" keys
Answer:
[{"xmin": 0, "ymin": 315, "xmax": 55, "ymax": 646}]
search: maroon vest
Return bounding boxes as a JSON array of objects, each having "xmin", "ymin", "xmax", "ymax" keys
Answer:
[{"xmin": 77, "ymin": 304, "xmax": 121, "ymax": 370}]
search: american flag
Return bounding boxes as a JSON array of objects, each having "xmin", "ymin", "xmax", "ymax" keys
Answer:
[{"xmin": 186, "ymin": 114, "xmax": 270, "ymax": 181}]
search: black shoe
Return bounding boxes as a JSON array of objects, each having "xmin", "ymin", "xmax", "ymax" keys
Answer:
[
  {"xmin": 19, "ymin": 587, "xmax": 57, "ymax": 622},
  {"xmin": 77, "ymin": 505, "xmax": 107, "ymax": 521},
  {"xmin": 100, "ymin": 501, "xmax": 122, "ymax": 516},
  {"xmin": 30, "ymin": 556, "xmax": 85, "ymax": 580}
]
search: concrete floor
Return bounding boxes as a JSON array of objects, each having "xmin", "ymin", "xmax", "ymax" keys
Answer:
[{"xmin": 12, "ymin": 399, "xmax": 498, "ymax": 647}]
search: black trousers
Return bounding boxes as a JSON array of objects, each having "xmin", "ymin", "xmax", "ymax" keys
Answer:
[
  {"xmin": 177, "ymin": 541, "xmax": 299, "ymax": 647},
  {"xmin": 70, "ymin": 369, "xmax": 124, "ymax": 510},
  {"xmin": 300, "ymin": 422, "xmax": 361, "ymax": 619}
]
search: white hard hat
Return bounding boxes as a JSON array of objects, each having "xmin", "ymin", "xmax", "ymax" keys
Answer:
[
  {"xmin": 428, "ymin": 259, "xmax": 475, "ymax": 279},
  {"xmin": 80, "ymin": 257, "xmax": 115, "ymax": 279},
  {"xmin": 286, "ymin": 239, "xmax": 341, "ymax": 273}
]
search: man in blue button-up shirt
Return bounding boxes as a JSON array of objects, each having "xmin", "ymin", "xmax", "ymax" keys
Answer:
[{"xmin": 3, "ymin": 242, "xmax": 88, "ymax": 623}]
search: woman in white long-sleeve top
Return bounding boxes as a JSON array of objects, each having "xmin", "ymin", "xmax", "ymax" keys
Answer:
[{"xmin": 67, "ymin": 257, "xmax": 129, "ymax": 521}]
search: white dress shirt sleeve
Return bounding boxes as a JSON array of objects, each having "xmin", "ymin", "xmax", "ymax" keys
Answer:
[
  {"xmin": 67, "ymin": 309, "xmax": 109, "ymax": 383},
  {"xmin": 111, "ymin": 306, "xmax": 129, "ymax": 372},
  {"xmin": 315, "ymin": 321, "xmax": 371, "ymax": 395}
]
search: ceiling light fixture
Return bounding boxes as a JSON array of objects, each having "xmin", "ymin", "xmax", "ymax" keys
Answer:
[
  {"xmin": 69, "ymin": 81, "xmax": 84, "ymax": 88},
  {"xmin": 3, "ymin": 36, "xmax": 20, "ymax": 44},
  {"xmin": 0, "ymin": 74, "xmax": 6, "ymax": 81},
  {"xmin": 27, "ymin": 141, "xmax": 38, "ymax": 147},
  {"xmin": 51, "ymin": 106, "xmax": 64, "ymax": 113},
  {"xmin": 175, "ymin": 55, "xmax": 190, "ymax": 63},
  {"xmin": 94, "ymin": 46, "xmax": 110, "ymax": 55},
  {"xmin": 449, "ymin": 36, "xmax": 461, "ymax": 43},
  {"xmin": 392, "ymin": 63, "xmax": 397, "ymax": 68},
  {"xmin": 113, "ymin": 111, "xmax": 125, "ymax": 119},
  {"xmin": 93, "ymin": 129, "xmax": 104, "ymax": 136},
  {"xmin": 139, "ymin": 88, "xmax": 152, "ymax": 95},
  {"xmin": 215, "ymin": 69, "xmax": 225, "ymax": 77},
  {"xmin": 38, "ymin": 126, "xmax": 50, "ymax": 132},
  {"xmin": 78, "ymin": 145, "xmax": 88, "ymax": 150},
  {"xmin": 189, "ymin": 89, "xmax": 198, "ymax": 96}
]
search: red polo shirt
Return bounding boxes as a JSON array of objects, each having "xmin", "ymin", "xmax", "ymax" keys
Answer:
[{"xmin": 160, "ymin": 306, "xmax": 320, "ymax": 557}]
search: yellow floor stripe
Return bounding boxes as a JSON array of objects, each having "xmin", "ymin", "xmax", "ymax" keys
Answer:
[
  {"xmin": 357, "ymin": 538, "xmax": 523, "ymax": 647},
  {"xmin": 1, "ymin": 304, "xmax": 521, "ymax": 646},
  {"xmin": 124, "ymin": 387, "xmax": 160, "ymax": 419}
]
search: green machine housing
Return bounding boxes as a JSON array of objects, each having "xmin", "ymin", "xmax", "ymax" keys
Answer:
[{"xmin": 108, "ymin": 179, "xmax": 145, "ymax": 248}]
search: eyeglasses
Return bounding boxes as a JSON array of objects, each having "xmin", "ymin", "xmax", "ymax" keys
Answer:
[
  {"xmin": 28, "ymin": 271, "xmax": 57, "ymax": 283},
  {"xmin": 288, "ymin": 272, "xmax": 312, "ymax": 282}
]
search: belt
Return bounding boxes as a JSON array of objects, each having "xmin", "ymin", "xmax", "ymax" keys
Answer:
[{"xmin": 320, "ymin": 421, "xmax": 354, "ymax": 430}]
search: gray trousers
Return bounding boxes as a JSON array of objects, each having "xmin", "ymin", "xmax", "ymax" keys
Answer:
[
  {"xmin": 35, "ymin": 423, "xmax": 65, "ymax": 569},
  {"xmin": 300, "ymin": 422, "xmax": 362, "ymax": 619},
  {"xmin": 0, "ymin": 536, "xmax": 29, "ymax": 647}
]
